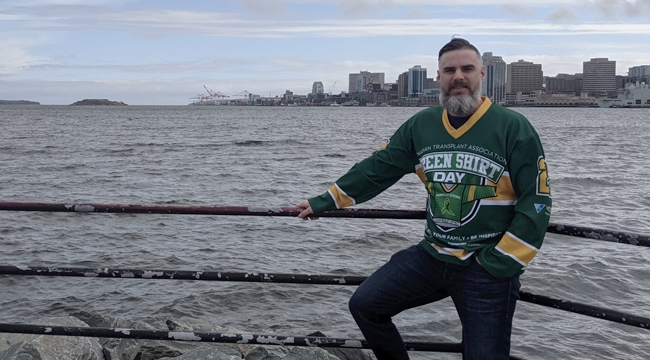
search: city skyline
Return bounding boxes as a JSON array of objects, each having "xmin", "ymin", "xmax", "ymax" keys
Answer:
[{"xmin": 1, "ymin": 0, "xmax": 649, "ymax": 105}]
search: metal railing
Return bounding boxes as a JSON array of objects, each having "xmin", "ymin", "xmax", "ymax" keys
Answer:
[{"xmin": 1, "ymin": 201, "xmax": 649, "ymax": 358}]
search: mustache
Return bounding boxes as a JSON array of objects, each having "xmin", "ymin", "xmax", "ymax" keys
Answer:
[{"xmin": 450, "ymin": 80, "xmax": 469, "ymax": 89}]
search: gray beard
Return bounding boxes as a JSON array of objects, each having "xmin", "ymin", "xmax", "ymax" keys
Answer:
[{"xmin": 439, "ymin": 91, "xmax": 482, "ymax": 117}]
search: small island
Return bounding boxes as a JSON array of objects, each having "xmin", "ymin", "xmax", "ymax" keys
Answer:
[
  {"xmin": 70, "ymin": 99, "xmax": 128, "ymax": 106},
  {"xmin": 0, "ymin": 100, "xmax": 40, "ymax": 105}
]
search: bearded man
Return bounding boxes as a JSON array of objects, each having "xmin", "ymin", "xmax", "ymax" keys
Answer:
[{"xmin": 297, "ymin": 37, "xmax": 552, "ymax": 360}]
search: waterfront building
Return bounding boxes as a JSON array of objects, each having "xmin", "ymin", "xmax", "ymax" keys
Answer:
[
  {"xmin": 397, "ymin": 71, "xmax": 409, "ymax": 99},
  {"xmin": 348, "ymin": 72, "xmax": 385, "ymax": 93},
  {"xmin": 583, "ymin": 58, "xmax": 616, "ymax": 97},
  {"xmin": 506, "ymin": 60, "xmax": 543, "ymax": 94},
  {"xmin": 371, "ymin": 73, "xmax": 385, "ymax": 88},
  {"xmin": 426, "ymin": 78, "xmax": 439, "ymax": 91},
  {"xmin": 546, "ymin": 73, "xmax": 582, "ymax": 95},
  {"xmin": 530, "ymin": 90, "xmax": 597, "ymax": 107},
  {"xmin": 482, "ymin": 52, "xmax": 506, "ymax": 104},
  {"xmin": 408, "ymin": 65, "xmax": 427, "ymax": 97},
  {"xmin": 348, "ymin": 72, "xmax": 371, "ymax": 92},
  {"xmin": 628, "ymin": 65, "xmax": 650, "ymax": 78},
  {"xmin": 628, "ymin": 65, "xmax": 650, "ymax": 84},
  {"xmin": 312, "ymin": 81, "xmax": 324, "ymax": 95},
  {"xmin": 383, "ymin": 83, "xmax": 398, "ymax": 91}
]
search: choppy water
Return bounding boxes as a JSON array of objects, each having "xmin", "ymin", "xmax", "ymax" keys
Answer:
[{"xmin": 1, "ymin": 105, "xmax": 649, "ymax": 359}]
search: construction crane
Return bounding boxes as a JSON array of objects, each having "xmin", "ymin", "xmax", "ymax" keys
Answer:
[
  {"xmin": 203, "ymin": 85, "xmax": 228, "ymax": 99},
  {"xmin": 232, "ymin": 90, "xmax": 252, "ymax": 98},
  {"xmin": 329, "ymin": 81, "xmax": 337, "ymax": 94}
]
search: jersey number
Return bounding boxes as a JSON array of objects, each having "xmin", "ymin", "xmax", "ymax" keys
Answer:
[{"xmin": 537, "ymin": 157, "xmax": 550, "ymax": 196}]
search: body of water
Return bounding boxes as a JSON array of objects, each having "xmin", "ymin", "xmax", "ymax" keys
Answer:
[{"xmin": 1, "ymin": 105, "xmax": 649, "ymax": 359}]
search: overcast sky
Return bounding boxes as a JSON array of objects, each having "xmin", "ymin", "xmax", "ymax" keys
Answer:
[{"xmin": 1, "ymin": 0, "xmax": 649, "ymax": 105}]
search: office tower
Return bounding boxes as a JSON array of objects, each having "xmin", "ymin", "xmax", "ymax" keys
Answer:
[
  {"xmin": 545, "ymin": 73, "xmax": 583, "ymax": 95},
  {"xmin": 628, "ymin": 65, "xmax": 650, "ymax": 82},
  {"xmin": 348, "ymin": 71, "xmax": 385, "ymax": 93},
  {"xmin": 408, "ymin": 65, "xmax": 427, "ymax": 96},
  {"xmin": 583, "ymin": 58, "xmax": 616, "ymax": 97},
  {"xmin": 426, "ymin": 78, "xmax": 439, "ymax": 90},
  {"xmin": 348, "ymin": 73, "xmax": 358, "ymax": 93},
  {"xmin": 397, "ymin": 71, "xmax": 409, "ymax": 98},
  {"xmin": 482, "ymin": 52, "xmax": 506, "ymax": 104},
  {"xmin": 312, "ymin": 81, "xmax": 324, "ymax": 94},
  {"xmin": 348, "ymin": 72, "xmax": 371, "ymax": 93},
  {"xmin": 371, "ymin": 73, "xmax": 385, "ymax": 88},
  {"xmin": 506, "ymin": 60, "xmax": 543, "ymax": 94}
]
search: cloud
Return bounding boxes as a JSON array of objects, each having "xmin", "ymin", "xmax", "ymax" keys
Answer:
[
  {"xmin": 5, "ymin": 4, "xmax": 650, "ymax": 39},
  {"xmin": 545, "ymin": 6, "xmax": 579, "ymax": 24},
  {"xmin": 337, "ymin": 0, "xmax": 396, "ymax": 18},
  {"xmin": 586, "ymin": 0, "xmax": 650, "ymax": 19},
  {"xmin": 238, "ymin": 0, "xmax": 291, "ymax": 15},
  {"xmin": 0, "ymin": 39, "xmax": 49, "ymax": 75},
  {"xmin": 502, "ymin": 4, "xmax": 537, "ymax": 18}
]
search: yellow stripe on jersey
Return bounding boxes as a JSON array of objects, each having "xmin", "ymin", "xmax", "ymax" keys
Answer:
[
  {"xmin": 328, "ymin": 184, "xmax": 355, "ymax": 209},
  {"xmin": 466, "ymin": 185, "xmax": 477, "ymax": 202},
  {"xmin": 486, "ymin": 173, "xmax": 517, "ymax": 201},
  {"xmin": 432, "ymin": 244, "xmax": 474, "ymax": 260},
  {"xmin": 495, "ymin": 232, "xmax": 538, "ymax": 266}
]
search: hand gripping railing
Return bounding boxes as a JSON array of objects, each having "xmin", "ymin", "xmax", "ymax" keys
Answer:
[{"xmin": 0, "ymin": 201, "xmax": 648, "ymax": 247}]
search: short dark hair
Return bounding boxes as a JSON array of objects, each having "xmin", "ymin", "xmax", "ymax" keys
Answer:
[{"xmin": 438, "ymin": 37, "xmax": 481, "ymax": 59}]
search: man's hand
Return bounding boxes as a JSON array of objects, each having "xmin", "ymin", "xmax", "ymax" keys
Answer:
[{"xmin": 296, "ymin": 200, "xmax": 317, "ymax": 220}]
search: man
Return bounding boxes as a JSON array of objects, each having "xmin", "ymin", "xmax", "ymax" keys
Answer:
[{"xmin": 297, "ymin": 38, "xmax": 551, "ymax": 360}]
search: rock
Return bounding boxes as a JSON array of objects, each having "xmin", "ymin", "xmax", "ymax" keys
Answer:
[
  {"xmin": 0, "ymin": 316, "xmax": 105, "ymax": 360},
  {"xmin": 72, "ymin": 311, "xmax": 154, "ymax": 360},
  {"xmin": 241, "ymin": 345, "xmax": 288, "ymax": 360},
  {"xmin": 242, "ymin": 346, "xmax": 343, "ymax": 360},
  {"xmin": 157, "ymin": 346, "xmax": 241, "ymax": 360},
  {"xmin": 162, "ymin": 317, "xmax": 244, "ymax": 358},
  {"xmin": 322, "ymin": 348, "xmax": 376, "ymax": 360},
  {"xmin": 0, "ymin": 342, "xmax": 42, "ymax": 360},
  {"xmin": 101, "ymin": 337, "xmax": 141, "ymax": 360},
  {"xmin": 283, "ymin": 347, "xmax": 343, "ymax": 360},
  {"xmin": 0, "ymin": 314, "xmax": 373, "ymax": 360},
  {"xmin": 305, "ymin": 332, "xmax": 375, "ymax": 360},
  {"xmin": 134, "ymin": 317, "xmax": 245, "ymax": 360},
  {"xmin": 133, "ymin": 343, "xmax": 184, "ymax": 360}
]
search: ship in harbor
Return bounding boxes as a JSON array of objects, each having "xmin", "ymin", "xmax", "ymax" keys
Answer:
[{"xmin": 597, "ymin": 81, "xmax": 650, "ymax": 108}]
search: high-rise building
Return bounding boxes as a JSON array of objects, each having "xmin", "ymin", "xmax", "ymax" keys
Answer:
[
  {"xmin": 545, "ymin": 73, "xmax": 583, "ymax": 95},
  {"xmin": 426, "ymin": 78, "xmax": 439, "ymax": 90},
  {"xmin": 506, "ymin": 60, "xmax": 543, "ymax": 94},
  {"xmin": 311, "ymin": 81, "xmax": 324, "ymax": 94},
  {"xmin": 397, "ymin": 71, "xmax": 409, "ymax": 98},
  {"xmin": 628, "ymin": 65, "xmax": 650, "ymax": 78},
  {"xmin": 408, "ymin": 65, "xmax": 427, "ymax": 96},
  {"xmin": 628, "ymin": 65, "xmax": 650, "ymax": 83},
  {"xmin": 348, "ymin": 73, "xmax": 358, "ymax": 93},
  {"xmin": 348, "ymin": 72, "xmax": 385, "ymax": 93},
  {"xmin": 582, "ymin": 58, "xmax": 616, "ymax": 97},
  {"xmin": 371, "ymin": 73, "xmax": 385, "ymax": 88},
  {"xmin": 481, "ymin": 52, "xmax": 506, "ymax": 104}
]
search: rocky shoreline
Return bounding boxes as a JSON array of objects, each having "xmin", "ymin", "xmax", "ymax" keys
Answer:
[
  {"xmin": 0, "ymin": 100, "xmax": 40, "ymax": 105},
  {"xmin": 0, "ymin": 314, "xmax": 374, "ymax": 360}
]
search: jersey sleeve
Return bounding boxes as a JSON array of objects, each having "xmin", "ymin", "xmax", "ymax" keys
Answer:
[
  {"xmin": 308, "ymin": 122, "xmax": 418, "ymax": 214},
  {"xmin": 477, "ymin": 134, "xmax": 552, "ymax": 278}
]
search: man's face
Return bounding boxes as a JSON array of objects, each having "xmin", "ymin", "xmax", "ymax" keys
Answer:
[{"xmin": 437, "ymin": 49, "xmax": 485, "ymax": 116}]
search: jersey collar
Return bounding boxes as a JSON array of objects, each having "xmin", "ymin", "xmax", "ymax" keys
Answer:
[{"xmin": 442, "ymin": 97, "xmax": 492, "ymax": 139}]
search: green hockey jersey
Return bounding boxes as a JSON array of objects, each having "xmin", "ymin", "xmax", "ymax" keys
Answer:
[{"xmin": 308, "ymin": 98, "xmax": 552, "ymax": 278}]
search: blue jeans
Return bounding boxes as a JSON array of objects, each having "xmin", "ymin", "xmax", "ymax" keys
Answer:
[{"xmin": 349, "ymin": 244, "xmax": 520, "ymax": 360}]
